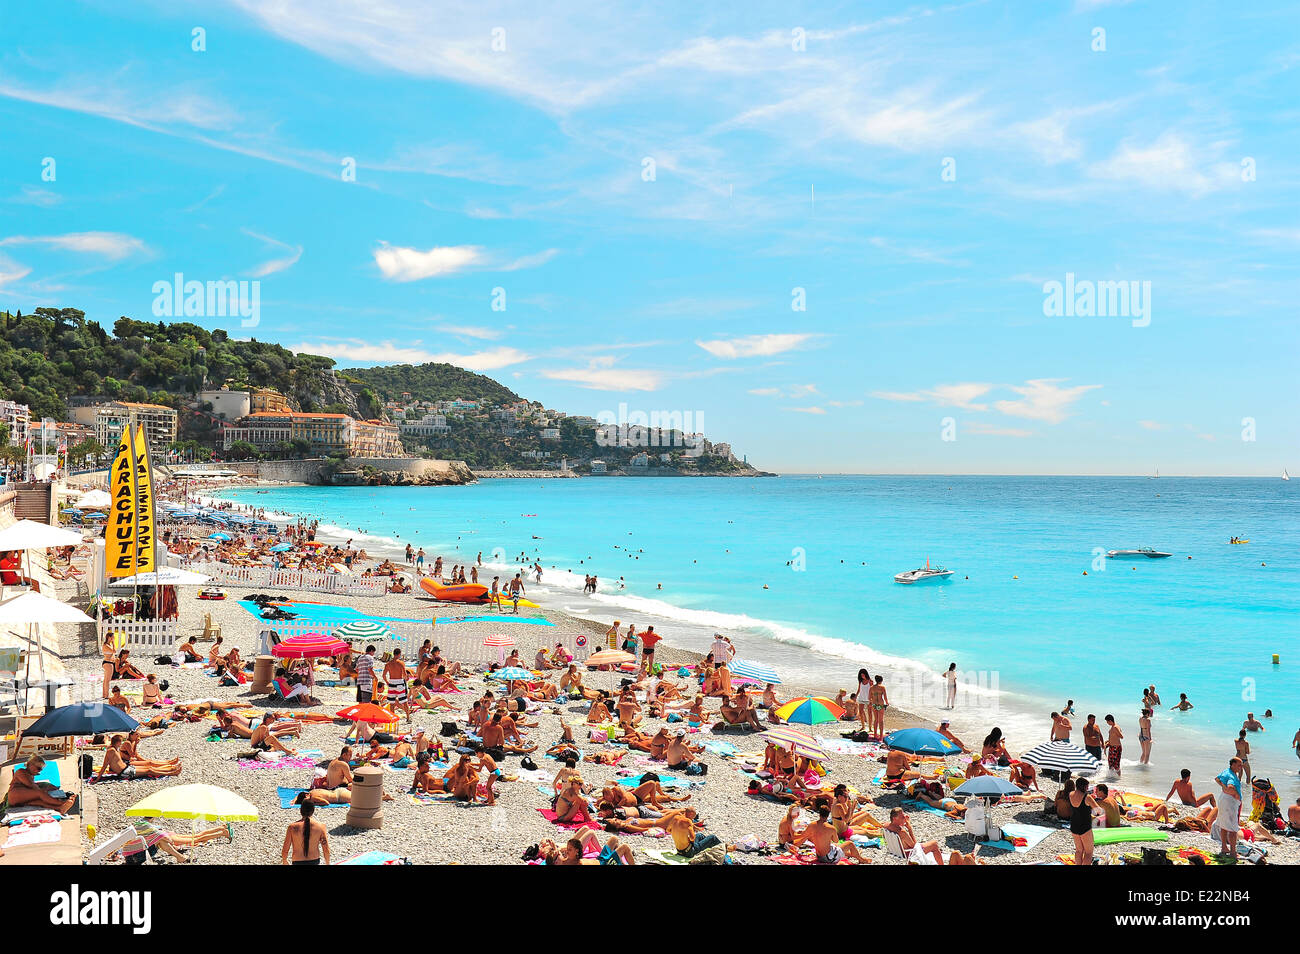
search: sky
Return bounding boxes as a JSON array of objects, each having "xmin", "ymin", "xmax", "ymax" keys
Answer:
[{"xmin": 0, "ymin": 0, "xmax": 1296, "ymax": 475}]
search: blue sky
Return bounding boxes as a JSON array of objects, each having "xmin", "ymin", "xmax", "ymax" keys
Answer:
[{"xmin": 1, "ymin": 0, "xmax": 1296, "ymax": 474}]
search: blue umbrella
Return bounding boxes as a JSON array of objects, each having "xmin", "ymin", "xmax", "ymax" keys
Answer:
[
  {"xmin": 20, "ymin": 701, "xmax": 140, "ymax": 737},
  {"xmin": 953, "ymin": 776, "xmax": 1023, "ymax": 797},
  {"xmin": 209, "ymin": 532, "xmax": 231, "ymax": 541},
  {"xmin": 884, "ymin": 727, "xmax": 962, "ymax": 755},
  {"xmin": 60, "ymin": 507, "xmax": 83, "ymax": 515},
  {"xmin": 491, "ymin": 667, "xmax": 535, "ymax": 682},
  {"xmin": 269, "ymin": 543, "xmax": 293, "ymax": 552},
  {"xmin": 728, "ymin": 658, "xmax": 781, "ymax": 685}
]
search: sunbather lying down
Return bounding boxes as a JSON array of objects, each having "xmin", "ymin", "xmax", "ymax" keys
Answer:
[{"xmin": 294, "ymin": 785, "xmax": 394, "ymax": 806}]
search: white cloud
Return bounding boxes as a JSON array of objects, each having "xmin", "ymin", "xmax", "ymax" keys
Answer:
[
  {"xmin": 993, "ymin": 379, "xmax": 1101, "ymax": 424},
  {"xmin": 748, "ymin": 387, "xmax": 781, "ymax": 396},
  {"xmin": 1138, "ymin": 420, "xmax": 1163, "ymax": 431},
  {"xmin": 871, "ymin": 382, "xmax": 992, "ymax": 410},
  {"xmin": 293, "ymin": 339, "xmax": 530, "ymax": 371},
  {"xmin": 1088, "ymin": 133, "xmax": 1232, "ymax": 196},
  {"xmin": 438, "ymin": 324, "xmax": 504, "ymax": 340},
  {"xmin": 242, "ymin": 229, "xmax": 302, "ymax": 277},
  {"xmin": 786, "ymin": 406, "xmax": 826, "ymax": 415},
  {"xmin": 696, "ymin": 333, "xmax": 813, "ymax": 359},
  {"xmin": 0, "ymin": 254, "xmax": 32, "ymax": 287},
  {"xmin": 541, "ymin": 363, "xmax": 664, "ymax": 391},
  {"xmin": 373, "ymin": 243, "xmax": 486, "ymax": 281},
  {"xmin": 749, "ymin": 383, "xmax": 819, "ymax": 398},
  {"xmin": 500, "ymin": 248, "xmax": 560, "ymax": 271},
  {"xmin": 965, "ymin": 422, "xmax": 1033, "ymax": 438},
  {"xmin": 0, "ymin": 231, "xmax": 148, "ymax": 260}
]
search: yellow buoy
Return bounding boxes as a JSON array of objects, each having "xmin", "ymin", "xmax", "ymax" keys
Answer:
[
  {"xmin": 1012, "ymin": 575, "xmax": 1019, "ymax": 580},
  {"xmin": 1272, "ymin": 654, "xmax": 1280, "ymax": 665}
]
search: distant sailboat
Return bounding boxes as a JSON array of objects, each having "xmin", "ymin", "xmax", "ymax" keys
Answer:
[
  {"xmin": 1285, "ymin": 469, "xmax": 1291, "ymax": 481},
  {"xmin": 1147, "ymin": 466, "xmax": 1159, "ymax": 479}
]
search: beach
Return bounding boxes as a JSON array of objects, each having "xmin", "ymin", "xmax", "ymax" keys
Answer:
[{"xmin": 55, "ymin": 490, "xmax": 1297, "ymax": 865}]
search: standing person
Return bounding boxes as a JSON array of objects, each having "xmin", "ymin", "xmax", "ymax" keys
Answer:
[
  {"xmin": 1292, "ymin": 726, "xmax": 1300, "ymax": 762},
  {"xmin": 508, "ymin": 573, "xmax": 525, "ymax": 614},
  {"xmin": 282, "ymin": 800, "xmax": 330, "ymax": 865},
  {"xmin": 1068, "ymin": 777, "xmax": 1099, "ymax": 866},
  {"xmin": 1081, "ymin": 714, "xmax": 1104, "ymax": 763},
  {"xmin": 710, "ymin": 633, "xmax": 734, "ymax": 665},
  {"xmin": 1234, "ymin": 730, "xmax": 1252, "ymax": 781},
  {"xmin": 943, "ymin": 663, "xmax": 957, "ymax": 709},
  {"xmin": 383, "ymin": 648, "xmax": 412, "ymax": 723},
  {"xmin": 1138, "ymin": 708, "xmax": 1153, "ymax": 764},
  {"xmin": 638, "ymin": 626, "xmax": 661, "ymax": 677},
  {"xmin": 1214, "ymin": 758, "xmax": 1245, "ymax": 859},
  {"xmin": 867, "ymin": 675, "xmax": 889, "ymax": 740},
  {"xmin": 855, "ymin": 668, "xmax": 872, "ymax": 722},
  {"xmin": 355, "ymin": 645, "xmax": 376, "ymax": 704},
  {"xmin": 489, "ymin": 576, "xmax": 503, "ymax": 611},
  {"xmin": 101, "ymin": 633, "xmax": 118, "ymax": 699},
  {"xmin": 1050, "ymin": 711, "xmax": 1072, "ymax": 742},
  {"xmin": 416, "ymin": 548, "xmax": 425, "ymax": 571},
  {"xmin": 604, "ymin": 620, "xmax": 621, "ymax": 649},
  {"xmin": 476, "ymin": 551, "xmax": 482, "ymax": 566},
  {"xmin": 1103, "ymin": 714, "xmax": 1123, "ymax": 778}
]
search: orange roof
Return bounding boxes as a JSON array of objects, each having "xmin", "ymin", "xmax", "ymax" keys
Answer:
[{"xmin": 117, "ymin": 401, "xmax": 176, "ymax": 412}]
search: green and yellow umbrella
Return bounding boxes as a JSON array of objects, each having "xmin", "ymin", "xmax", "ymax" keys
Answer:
[
  {"xmin": 125, "ymin": 784, "xmax": 259, "ymax": 822},
  {"xmin": 774, "ymin": 696, "xmax": 845, "ymax": 726}
]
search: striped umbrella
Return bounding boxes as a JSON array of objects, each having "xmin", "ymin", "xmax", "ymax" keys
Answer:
[
  {"xmin": 774, "ymin": 696, "xmax": 845, "ymax": 726},
  {"xmin": 335, "ymin": 619, "xmax": 394, "ymax": 642},
  {"xmin": 272, "ymin": 633, "xmax": 351, "ymax": 659},
  {"xmin": 483, "ymin": 634, "xmax": 516, "ymax": 647},
  {"xmin": 492, "ymin": 667, "xmax": 536, "ymax": 682},
  {"xmin": 585, "ymin": 649, "xmax": 636, "ymax": 667},
  {"xmin": 761, "ymin": 726, "xmax": 829, "ymax": 762},
  {"xmin": 729, "ymin": 659, "xmax": 781, "ymax": 685},
  {"xmin": 1019, "ymin": 740, "xmax": 1101, "ymax": 775}
]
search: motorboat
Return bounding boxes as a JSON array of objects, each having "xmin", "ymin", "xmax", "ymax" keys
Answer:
[
  {"xmin": 1105, "ymin": 548, "xmax": 1172, "ymax": 559},
  {"xmin": 894, "ymin": 561, "xmax": 954, "ymax": 584}
]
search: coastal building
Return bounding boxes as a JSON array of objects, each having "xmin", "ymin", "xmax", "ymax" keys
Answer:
[
  {"xmin": 630, "ymin": 452, "xmax": 649, "ymax": 468},
  {"xmin": 74, "ymin": 401, "xmax": 178, "ymax": 452},
  {"xmin": 0, "ymin": 399, "xmax": 30, "ymax": 446},
  {"xmin": 590, "ymin": 459, "xmax": 607, "ymax": 474},
  {"xmin": 288, "ymin": 412, "xmax": 352, "ymax": 455},
  {"xmin": 350, "ymin": 419, "xmax": 404, "ymax": 457},
  {"xmin": 199, "ymin": 388, "xmax": 251, "ymax": 421},
  {"xmin": 713, "ymin": 442, "xmax": 733, "ymax": 460},
  {"xmin": 250, "ymin": 388, "xmax": 292, "ymax": 414},
  {"xmin": 539, "ymin": 428, "xmax": 560, "ymax": 440},
  {"xmin": 54, "ymin": 421, "xmax": 94, "ymax": 446},
  {"xmin": 399, "ymin": 412, "xmax": 451, "ymax": 438},
  {"xmin": 222, "ymin": 412, "xmax": 292, "ymax": 452}
]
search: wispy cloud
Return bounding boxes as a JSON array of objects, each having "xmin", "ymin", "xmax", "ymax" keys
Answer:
[
  {"xmin": 243, "ymin": 228, "xmax": 302, "ymax": 277},
  {"xmin": 294, "ymin": 339, "xmax": 530, "ymax": 371},
  {"xmin": 373, "ymin": 243, "xmax": 557, "ymax": 281},
  {"xmin": 993, "ymin": 379, "xmax": 1101, "ymax": 424},
  {"xmin": 541, "ymin": 359, "xmax": 664, "ymax": 391},
  {"xmin": 965, "ymin": 422, "xmax": 1034, "ymax": 438},
  {"xmin": 0, "ymin": 231, "xmax": 149, "ymax": 260},
  {"xmin": 438, "ymin": 324, "xmax": 504, "ymax": 340},
  {"xmin": 1087, "ymin": 133, "xmax": 1235, "ymax": 196},
  {"xmin": 696, "ymin": 333, "xmax": 814, "ymax": 359},
  {"xmin": 785, "ymin": 405, "xmax": 826, "ymax": 415},
  {"xmin": 871, "ymin": 383, "xmax": 993, "ymax": 410},
  {"xmin": 0, "ymin": 254, "xmax": 32, "ymax": 287},
  {"xmin": 749, "ymin": 383, "xmax": 819, "ymax": 398}
]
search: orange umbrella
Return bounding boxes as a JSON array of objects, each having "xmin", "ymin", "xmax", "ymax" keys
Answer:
[
  {"xmin": 586, "ymin": 649, "xmax": 635, "ymax": 667},
  {"xmin": 335, "ymin": 703, "xmax": 397, "ymax": 723}
]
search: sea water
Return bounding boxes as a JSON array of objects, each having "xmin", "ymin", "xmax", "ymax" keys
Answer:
[{"xmin": 217, "ymin": 475, "xmax": 1299, "ymax": 794}]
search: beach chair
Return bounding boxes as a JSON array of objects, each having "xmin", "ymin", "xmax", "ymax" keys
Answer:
[
  {"xmin": 882, "ymin": 829, "xmax": 907, "ymax": 859},
  {"xmin": 271, "ymin": 677, "xmax": 312, "ymax": 705},
  {"xmin": 88, "ymin": 826, "xmax": 140, "ymax": 865}
]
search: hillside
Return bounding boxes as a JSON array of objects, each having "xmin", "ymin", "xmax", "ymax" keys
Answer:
[{"xmin": 341, "ymin": 363, "xmax": 519, "ymax": 407}]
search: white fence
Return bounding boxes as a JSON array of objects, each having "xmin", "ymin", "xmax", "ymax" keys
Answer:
[
  {"xmin": 261, "ymin": 619, "xmax": 593, "ymax": 667},
  {"xmin": 182, "ymin": 562, "xmax": 390, "ymax": 598},
  {"xmin": 98, "ymin": 617, "xmax": 179, "ymax": 653}
]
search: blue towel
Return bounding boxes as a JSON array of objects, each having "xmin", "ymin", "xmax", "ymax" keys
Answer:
[{"xmin": 15, "ymin": 760, "xmax": 60, "ymax": 788}]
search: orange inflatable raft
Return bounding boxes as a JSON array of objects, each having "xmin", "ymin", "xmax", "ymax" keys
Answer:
[{"xmin": 420, "ymin": 578, "xmax": 490, "ymax": 603}]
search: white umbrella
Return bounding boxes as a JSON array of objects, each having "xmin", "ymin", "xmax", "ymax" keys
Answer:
[
  {"xmin": 75, "ymin": 489, "xmax": 112, "ymax": 509},
  {"xmin": 108, "ymin": 567, "xmax": 211, "ymax": 587},
  {"xmin": 0, "ymin": 519, "xmax": 85, "ymax": 551},
  {"xmin": 0, "ymin": 591, "xmax": 96, "ymax": 624}
]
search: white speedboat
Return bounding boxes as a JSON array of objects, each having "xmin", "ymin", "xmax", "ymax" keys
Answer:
[
  {"xmin": 1105, "ymin": 548, "xmax": 1172, "ymax": 559},
  {"xmin": 895, "ymin": 562, "xmax": 954, "ymax": 584}
]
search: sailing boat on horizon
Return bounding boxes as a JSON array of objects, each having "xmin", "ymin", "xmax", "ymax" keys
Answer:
[
  {"xmin": 1147, "ymin": 466, "xmax": 1159, "ymax": 479},
  {"xmin": 1285, "ymin": 469, "xmax": 1291, "ymax": 481}
]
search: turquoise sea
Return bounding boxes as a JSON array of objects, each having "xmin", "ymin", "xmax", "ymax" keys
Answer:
[{"xmin": 217, "ymin": 476, "xmax": 1299, "ymax": 793}]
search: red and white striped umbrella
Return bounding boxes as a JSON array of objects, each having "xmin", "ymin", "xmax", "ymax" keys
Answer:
[
  {"xmin": 483, "ymin": 633, "xmax": 516, "ymax": 647},
  {"xmin": 272, "ymin": 633, "xmax": 352, "ymax": 659}
]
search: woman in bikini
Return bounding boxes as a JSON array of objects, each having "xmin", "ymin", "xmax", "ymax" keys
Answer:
[
  {"xmin": 114, "ymin": 650, "xmax": 145, "ymax": 681},
  {"xmin": 1068, "ymin": 777, "xmax": 1100, "ymax": 866}
]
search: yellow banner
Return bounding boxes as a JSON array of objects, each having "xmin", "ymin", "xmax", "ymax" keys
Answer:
[{"xmin": 105, "ymin": 425, "xmax": 156, "ymax": 576}]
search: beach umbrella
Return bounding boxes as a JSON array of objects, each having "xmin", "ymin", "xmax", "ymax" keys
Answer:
[
  {"xmin": 272, "ymin": 633, "xmax": 351, "ymax": 659},
  {"xmin": 728, "ymin": 659, "xmax": 781, "ymax": 685},
  {"xmin": 484, "ymin": 632, "xmax": 517, "ymax": 663},
  {"xmin": 884, "ymin": 727, "xmax": 963, "ymax": 755},
  {"xmin": 19, "ymin": 700, "xmax": 139, "ymax": 737},
  {"xmin": 269, "ymin": 543, "xmax": 293, "ymax": 552},
  {"xmin": 0, "ymin": 519, "xmax": 86, "ymax": 551},
  {"xmin": 774, "ymin": 696, "xmax": 845, "ymax": 726},
  {"xmin": 75, "ymin": 489, "xmax": 112, "ymax": 509},
  {"xmin": 60, "ymin": 508, "xmax": 83, "ymax": 516},
  {"xmin": 302, "ymin": 541, "xmax": 327, "ymax": 548},
  {"xmin": 761, "ymin": 726, "xmax": 829, "ymax": 762},
  {"xmin": 0, "ymin": 591, "xmax": 95, "ymax": 625},
  {"xmin": 209, "ymin": 532, "xmax": 231, "ymax": 541},
  {"xmin": 108, "ymin": 567, "xmax": 211, "ymax": 587},
  {"xmin": 335, "ymin": 703, "xmax": 398, "ymax": 723},
  {"xmin": 492, "ymin": 666, "xmax": 535, "ymax": 682},
  {"xmin": 585, "ymin": 648, "xmax": 634, "ymax": 666},
  {"xmin": 334, "ymin": 619, "xmax": 394, "ymax": 642},
  {"xmin": 953, "ymin": 776, "xmax": 1024, "ymax": 798},
  {"xmin": 126, "ymin": 784, "xmax": 258, "ymax": 822},
  {"xmin": 1019, "ymin": 740, "xmax": 1101, "ymax": 775}
]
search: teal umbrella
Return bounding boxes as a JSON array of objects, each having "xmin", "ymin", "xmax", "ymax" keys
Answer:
[{"xmin": 883, "ymin": 727, "xmax": 961, "ymax": 755}]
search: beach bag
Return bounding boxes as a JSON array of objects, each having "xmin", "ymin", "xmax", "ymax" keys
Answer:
[
  {"xmin": 78, "ymin": 754, "xmax": 95, "ymax": 779},
  {"xmin": 687, "ymin": 844, "xmax": 727, "ymax": 865},
  {"xmin": 440, "ymin": 722, "xmax": 459, "ymax": 738},
  {"xmin": 1141, "ymin": 847, "xmax": 1172, "ymax": 865},
  {"xmin": 590, "ymin": 729, "xmax": 607, "ymax": 743}
]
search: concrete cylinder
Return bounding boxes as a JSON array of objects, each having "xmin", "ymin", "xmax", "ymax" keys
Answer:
[
  {"xmin": 252, "ymin": 655, "xmax": 275, "ymax": 694},
  {"xmin": 345, "ymin": 764, "xmax": 385, "ymax": 829}
]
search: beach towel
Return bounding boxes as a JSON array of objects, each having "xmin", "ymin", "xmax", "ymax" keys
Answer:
[
  {"xmin": 617, "ymin": 773, "xmax": 701, "ymax": 790},
  {"xmin": 276, "ymin": 787, "xmax": 346, "ymax": 809},
  {"xmin": 903, "ymin": 798, "xmax": 955, "ymax": 819},
  {"xmin": 643, "ymin": 847, "xmax": 691, "ymax": 865},
  {"xmin": 14, "ymin": 760, "xmax": 60, "ymax": 787},
  {"xmin": 537, "ymin": 808, "xmax": 591, "ymax": 830},
  {"xmin": 774, "ymin": 847, "xmax": 852, "ymax": 865},
  {"xmin": 408, "ymin": 792, "xmax": 456, "ymax": 805},
  {"xmin": 981, "ymin": 823, "xmax": 1057, "ymax": 853},
  {"xmin": 237, "ymin": 755, "xmax": 317, "ymax": 770},
  {"xmin": 3, "ymin": 819, "xmax": 62, "ymax": 849},
  {"xmin": 336, "ymin": 851, "xmax": 408, "ymax": 865},
  {"xmin": 1091, "ymin": 826, "xmax": 1169, "ymax": 846},
  {"xmin": 699, "ymin": 738, "xmax": 738, "ymax": 757}
]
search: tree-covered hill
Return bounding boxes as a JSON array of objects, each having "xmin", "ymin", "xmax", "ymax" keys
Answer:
[{"xmin": 340, "ymin": 362, "xmax": 520, "ymax": 407}]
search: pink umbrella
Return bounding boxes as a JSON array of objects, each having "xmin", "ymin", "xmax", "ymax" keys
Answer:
[{"xmin": 483, "ymin": 633, "xmax": 515, "ymax": 663}]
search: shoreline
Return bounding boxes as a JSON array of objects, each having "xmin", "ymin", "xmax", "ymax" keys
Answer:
[{"xmin": 202, "ymin": 480, "xmax": 1286, "ymax": 793}]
